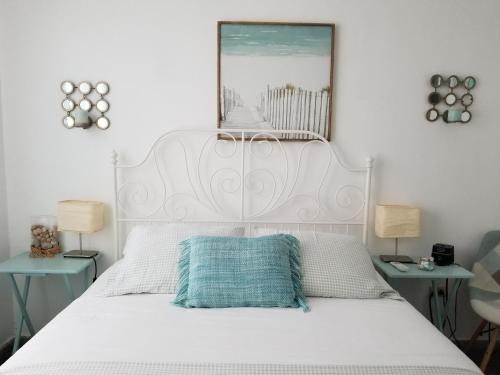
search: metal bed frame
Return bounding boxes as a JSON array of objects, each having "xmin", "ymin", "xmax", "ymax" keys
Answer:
[{"xmin": 112, "ymin": 129, "xmax": 373, "ymax": 260}]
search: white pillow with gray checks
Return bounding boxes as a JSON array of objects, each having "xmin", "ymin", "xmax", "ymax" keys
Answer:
[
  {"xmin": 99, "ymin": 224, "xmax": 244, "ymax": 296},
  {"xmin": 253, "ymin": 228, "xmax": 396, "ymax": 299}
]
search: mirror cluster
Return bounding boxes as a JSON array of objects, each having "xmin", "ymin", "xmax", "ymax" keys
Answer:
[
  {"xmin": 60, "ymin": 81, "xmax": 110, "ymax": 130},
  {"xmin": 426, "ymin": 75, "xmax": 475, "ymax": 124}
]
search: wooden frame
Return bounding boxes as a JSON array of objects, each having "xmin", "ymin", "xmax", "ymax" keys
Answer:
[{"xmin": 217, "ymin": 21, "xmax": 335, "ymax": 141}]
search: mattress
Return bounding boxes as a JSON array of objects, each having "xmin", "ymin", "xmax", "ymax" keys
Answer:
[{"xmin": 0, "ymin": 266, "xmax": 481, "ymax": 375}]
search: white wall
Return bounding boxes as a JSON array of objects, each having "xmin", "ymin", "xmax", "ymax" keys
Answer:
[
  {"xmin": 0, "ymin": 0, "xmax": 499, "ymax": 339},
  {"xmin": 0, "ymin": 0, "xmax": 14, "ymax": 345},
  {"xmin": 0, "ymin": 98, "xmax": 12, "ymax": 345}
]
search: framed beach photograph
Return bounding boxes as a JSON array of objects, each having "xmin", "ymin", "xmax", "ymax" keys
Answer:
[{"xmin": 217, "ymin": 21, "xmax": 335, "ymax": 140}]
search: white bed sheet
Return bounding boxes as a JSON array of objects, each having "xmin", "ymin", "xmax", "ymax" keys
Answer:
[{"xmin": 1, "ymin": 266, "xmax": 479, "ymax": 374}]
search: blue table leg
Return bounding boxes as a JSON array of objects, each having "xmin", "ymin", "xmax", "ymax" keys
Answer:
[
  {"xmin": 443, "ymin": 279, "xmax": 461, "ymax": 330},
  {"xmin": 62, "ymin": 274, "xmax": 75, "ymax": 301},
  {"xmin": 431, "ymin": 279, "xmax": 462, "ymax": 334},
  {"xmin": 83, "ymin": 267, "xmax": 89, "ymax": 290},
  {"xmin": 8, "ymin": 274, "xmax": 35, "ymax": 354},
  {"xmin": 12, "ymin": 275, "xmax": 31, "ymax": 353},
  {"xmin": 431, "ymin": 280, "xmax": 444, "ymax": 332}
]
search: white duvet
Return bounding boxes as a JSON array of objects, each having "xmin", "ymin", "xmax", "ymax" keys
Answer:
[{"xmin": 0, "ymin": 266, "xmax": 481, "ymax": 374}]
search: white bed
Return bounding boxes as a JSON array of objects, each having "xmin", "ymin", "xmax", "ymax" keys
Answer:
[
  {"xmin": 0, "ymin": 265, "xmax": 480, "ymax": 374},
  {"xmin": 0, "ymin": 129, "xmax": 482, "ymax": 374}
]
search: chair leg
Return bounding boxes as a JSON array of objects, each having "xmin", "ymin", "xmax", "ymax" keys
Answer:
[
  {"xmin": 480, "ymin": 325, "xmax": 499, "ymax": 373},
  {"xmin": 466, "ymin": 319, "xmax": 488, "ymax": 353}
]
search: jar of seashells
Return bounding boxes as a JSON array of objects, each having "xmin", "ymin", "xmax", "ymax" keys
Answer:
[{"xmin": 30, "ymin": 215, "xmax": 60, "ymax": 257}]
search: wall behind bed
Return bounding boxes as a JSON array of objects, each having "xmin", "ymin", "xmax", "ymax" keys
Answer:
[
  {"xmin": 0, "ymin": 0, "xmax": 499, "ymax": 341},
  {"xmin": 0, "ymin": 29, "xmax": 13, "ymax": 345}
]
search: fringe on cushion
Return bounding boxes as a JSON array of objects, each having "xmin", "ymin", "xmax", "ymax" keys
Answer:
[
  {"xmin": 173, "ymin": 238, "xmax": 191, "ymax": 307},
  {"xmin": 283, "ymin": 234, "xmax": 310, "ymax": 312}
]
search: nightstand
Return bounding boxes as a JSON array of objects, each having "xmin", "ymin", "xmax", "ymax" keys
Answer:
[
  {"xmin": 372, "ymin": 256, "xmax": 474, "ymax": 334},
  {"xmin": 0, "ymin": 252, "xmax": 99, "ymax": 353}
]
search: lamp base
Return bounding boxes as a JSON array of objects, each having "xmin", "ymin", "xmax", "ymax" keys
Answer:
[
  {"xmin": 63, "ymin": 250, "xmax": 99, "ymax": 259},
  {"xmin": 379, "ymin": 254, "xmax": 414, "ymax": 263}
]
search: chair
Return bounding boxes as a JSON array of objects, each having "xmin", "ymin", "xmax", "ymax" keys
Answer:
[{"xmin": 467, "ymin": 230, "xmax": 500, "ymax": 372}]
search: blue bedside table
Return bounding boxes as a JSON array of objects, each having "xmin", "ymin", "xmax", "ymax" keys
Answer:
[
  {"xmin": 372, "ymin": 256, "xmax": 474, "ymax": 334},
  {"xmin": 0, "ymin": 252, "xmax": 98, "ymax": 353}
]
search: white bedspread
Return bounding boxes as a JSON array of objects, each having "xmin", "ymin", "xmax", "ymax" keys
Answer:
[{"xmin": 0, "ymin": 268, "xmax": 481, "ymax": 374}]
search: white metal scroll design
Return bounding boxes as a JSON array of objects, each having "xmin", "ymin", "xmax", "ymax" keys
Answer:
[{"xmin": 112, "ymin": 129, "xmax": 373, "ymax": 259}]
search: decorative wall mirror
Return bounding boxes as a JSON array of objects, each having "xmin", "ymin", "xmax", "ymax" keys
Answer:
[
  {"xmin": 426, "ymin": 74, "xmax": 476, "ymax": 124},
  {"xmin": 60, "ymin": 81, "xmax": 110, "ymax": 130}
]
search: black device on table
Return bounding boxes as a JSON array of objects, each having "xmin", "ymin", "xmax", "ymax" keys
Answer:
[{"xmin": 432, "ymin": 243, "xmax": 454, "ymax": 266}]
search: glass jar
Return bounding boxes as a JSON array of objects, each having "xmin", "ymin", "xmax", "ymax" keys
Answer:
[
  {"xmin": 30, "ymin": 215, "xmax": 60, "ymax": 257},
  {"xmin": 418, "ymin": 256, "xmax": 435, "ymax": 271}
]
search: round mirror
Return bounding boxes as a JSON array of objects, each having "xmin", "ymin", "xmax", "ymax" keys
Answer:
[
  {"xmin": 428, "ymin": 92, "xmax": 441, "ymax": 105},
  {"xmin": 61, "ymin": 98, "xmax": 75, "ymax": 112},
  {"xmin": 426, "ymin": 108, "xmax": 439, "ymax": 122},
  {"xmin": 62, "ymin": 115, "xmax": 75, "ymax": 129},
  {"xmin": 430, "ymin": 74, "xmax": 443, "ymax": 88},
  {"xmin": 461, "ymin": 93, "xmax": 473, "ymax": 107},
  {"xmin": 445, "ymin": 93, "xmax": 457, "ymax": 106},
  {"xmin": 461, "ymin": 111, "xmax": 472, "ymax": 123},
  {"xmin": 464, "ymin": 76, "xmax": 476, "ymax": 90},
  {"xmin": 78, "ymin": 81, "xmax": 92, "ymax": 95},
  {"xmin": 96, "ymin": 116, "xmax": 110, "ymax": 130},
  {"xmin": 61, "ymin": 81, "xmax": 75, "ymax": 94},
  {"xmin": 79, "ymin": 99, "xmax": 92, "ymax": 111},
  {"xmin": 447, "ymin": 75, "xmax": 459, "ymax": 89},
  {"xmin": 95, "ymin": 82, "xmax": 109, "ymax": 95},
  {"xmin": 96, "ymin": 99, "xmax": 109, "ymax": 112}
]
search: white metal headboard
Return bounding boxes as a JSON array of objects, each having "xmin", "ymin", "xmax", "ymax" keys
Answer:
[{"xmin": 112, "ymin": 129, "xmax": 373, "ymax": 259}]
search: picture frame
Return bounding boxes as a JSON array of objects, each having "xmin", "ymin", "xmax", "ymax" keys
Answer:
[{"xmin": 217, "ymin": 21, "xmax": 335, "ymax": 141}]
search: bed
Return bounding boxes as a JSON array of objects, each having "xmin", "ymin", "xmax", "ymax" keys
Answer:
[{"xmin": 0, "ymin": 129, "xmax": 481, "ymax": 375}]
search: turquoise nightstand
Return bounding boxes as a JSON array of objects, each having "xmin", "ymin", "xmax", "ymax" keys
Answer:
[
  {"xmin": 0, "ymin": 252, "xmax": 98, "ymax": 353},
  {"xmin": 372, "ymin": 256, "xmax": 474, "ymax": 334}
]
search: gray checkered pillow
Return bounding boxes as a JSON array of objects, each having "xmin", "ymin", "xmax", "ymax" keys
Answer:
[
  {"xmin": 99, "ymin": 224, "xmax": 244, "ymax": 296},
  {"xmin": 254, "ymin": 228, "xmax": 394, "ymax": 299}
]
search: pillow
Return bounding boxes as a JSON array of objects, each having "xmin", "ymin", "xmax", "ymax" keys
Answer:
[
  {"xmin": 99, "ymin": 224, "xmax": 244, "ymax": 296},
  {"xmin": 253, "ymin": 228, "xmax": 395, "ymax": 299},
  {"xmin": 174, "ymin": 234, "xmax": 309, "ymax": 311}
]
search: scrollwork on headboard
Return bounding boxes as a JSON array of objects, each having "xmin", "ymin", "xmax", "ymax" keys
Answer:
[{"xmin": 112, "ymin": 129, "xmax": 373, "ymax": 259}]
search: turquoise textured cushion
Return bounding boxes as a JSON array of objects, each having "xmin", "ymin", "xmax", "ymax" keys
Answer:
[{"xmin": 174, "ymin": 234, "xmax": 309, "ymax": 311}]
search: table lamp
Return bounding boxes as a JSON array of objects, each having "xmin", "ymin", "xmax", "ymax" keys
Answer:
[
  {"xmin": 57, "ymin": 200, "xmax": 104, "ymax": 258},
  {"xmin": 375, "ymin": 204, "xmax": 420, "ymax": 263}
]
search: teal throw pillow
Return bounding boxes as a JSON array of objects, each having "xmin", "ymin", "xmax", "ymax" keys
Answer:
[{"xmin": 174, "ymin": 234, "xmax": 309, "ymax": 311}]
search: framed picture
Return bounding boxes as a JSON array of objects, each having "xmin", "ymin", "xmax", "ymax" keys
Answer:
[{"xmin": 217, "ymin": 21, "xmax": 335, "ymax": 141}]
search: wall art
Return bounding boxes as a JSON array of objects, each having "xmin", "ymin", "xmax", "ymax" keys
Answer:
[
  {"xmin": 218, "ymin": 21, "xmax": 335, "ymax": 140},
  {"xmin": 426, "ymin": 75, "xmax": 475, "ymax": 124}
]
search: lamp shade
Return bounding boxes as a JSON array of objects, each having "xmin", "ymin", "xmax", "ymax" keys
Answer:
[
  {"xmin": 57, "ymin": 200, "xmax": 104, "ymax": 233},
  {"xmin": 375, "ymin": 204, "xmax": 420, "ymax": 238}
]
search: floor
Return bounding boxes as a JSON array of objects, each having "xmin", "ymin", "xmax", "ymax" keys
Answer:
[
  {"xmin": 0, "ymin": 337, "xmax": 29, "ymax": 366},
  {"xmin": 0, "ymin": 337, "xmax": 498, "ymax": 373},
  {"xmin": 464, "ymin": 340, "xmax": 499, "ymax": 375}
]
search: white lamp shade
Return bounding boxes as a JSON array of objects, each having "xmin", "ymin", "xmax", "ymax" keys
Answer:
[
  {"xmin": 375, "ymin": 204, "xmax": 420, "ymax": 238},
  {"xmin": 57, "ymin": 200, "xmax": 104, "ymax": 233}
]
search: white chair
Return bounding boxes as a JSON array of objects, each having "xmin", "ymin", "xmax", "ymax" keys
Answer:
[{"xmin": 467, "ymin": 231, "xmax": 500, "ymax": 372}]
